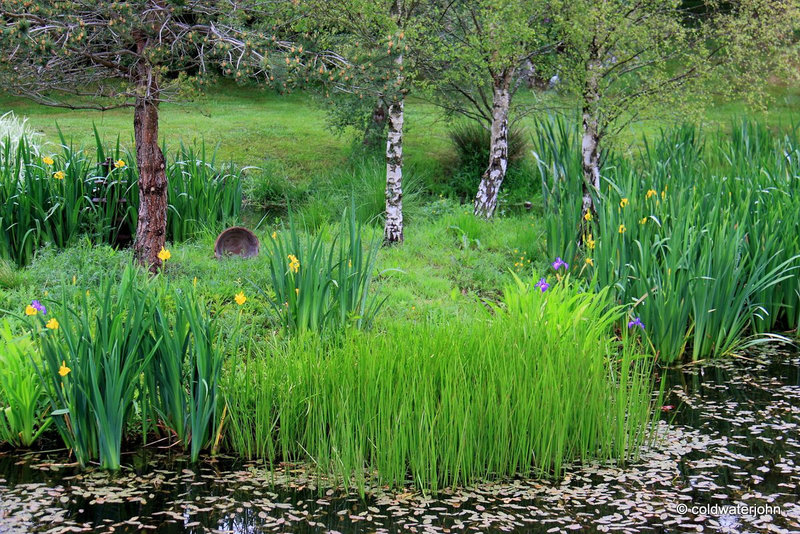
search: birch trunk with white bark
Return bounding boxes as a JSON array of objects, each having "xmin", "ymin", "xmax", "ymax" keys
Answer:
[
  {"xmin": 384, "ymin": 97, "xmax": 404, "ymax": 244},
  {"xmin": 581, "ymin": 58, "xmax": 602, "ymax": 220},
  {"xmin": 474, "ymin": 70, "xmax": 512, "ymax": 219}
]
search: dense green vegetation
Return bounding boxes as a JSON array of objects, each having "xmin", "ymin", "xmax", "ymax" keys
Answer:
[{"xmin": 0, "ymin": 84, "xmax": 798, "ymax": 491}]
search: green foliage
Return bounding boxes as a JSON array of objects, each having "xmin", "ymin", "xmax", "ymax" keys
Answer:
[
  {"xmin": 224, "ymin": 278, "xmax": 658, "ymax": 492},
  {"xmin": 33, "ymin": 266, "xmax": 157, "ymax": 469},
  {"xmin": 0, "ymin": 321, "xmax": 51, "ymax": 448},
  {"xmin": 322, "ymin": 156, "xmax": 425, "ymax": 226},
  {"xmin": 0, "ymin": 131, "xmax": 242, "ymax": 266},
  {"xmin": 149, "ymin": 290, "xmax": 227, "ymax": 462},
  {"xmin": 538, "ymin": 118, "xmax": 800, "ymax": 362},
  {"xmin": 257, "ymin": 202, "xmax": 384, "ymax": 333}
]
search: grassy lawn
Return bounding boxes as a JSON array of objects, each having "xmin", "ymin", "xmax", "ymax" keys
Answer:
[{"xmin": 2, "ymin": 81, "xmax": 798, "ymax": 186}]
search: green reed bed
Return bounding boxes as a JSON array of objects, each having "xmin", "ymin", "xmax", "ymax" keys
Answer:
[
  {"xmin": 0, "ymin": 131, "xmax": 242, "ymax": 267},
  {"xmin": 224, "ymin": 278, "xmax": 659, "ymax": 493},
  {"xmin": 536, "ymin": 117, "xmax": 800, "ymax": 363}
]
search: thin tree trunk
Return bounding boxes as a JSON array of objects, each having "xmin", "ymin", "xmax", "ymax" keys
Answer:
[
  {"xmin": 581, "ymin": 54, "xmax": 602, "ymax": 221},
  {"xmin": 132, "ymin": 35, "xmax": 168, "ymax": 272},
  {"xmin": 384, "ymin": 96, "xmax": 404, "ymax": 244},
  {"xmin": 474, "ymin": 69, "xmax": 512, "ymax": 219}
]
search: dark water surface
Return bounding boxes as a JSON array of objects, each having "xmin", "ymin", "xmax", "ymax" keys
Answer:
[{"xmin": 1, "ymin": 350, "xmax": 798, "ymax": 533}]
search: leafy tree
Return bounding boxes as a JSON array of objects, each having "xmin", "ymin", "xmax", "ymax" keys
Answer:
[
  {"xmin": 419, "ymin": 0, "xmax": 555, "ymax": 218},
  {"xmin": 553, "ymin": 0, "xmax": 799, "ymax": 222},
  {"xmin": 307, "ymin": 0, "xmax": 426, "ymax": 244},
  {"xmin": 0, "ymin": 0, "xmax": 289, "ymax": 270}
]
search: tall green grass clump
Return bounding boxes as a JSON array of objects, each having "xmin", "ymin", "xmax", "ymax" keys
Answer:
[
  {"xmin": 22, "ymin": 265, "xmax": 229, "ymax": 468},
  {"xmin": 258, "ymin": 201, "xmax": 384, "ymax": 332},
  {"xmin": 224, "ymin": 278, "xmax": 658, "ymax": 492},
  {"xmin": 536, "ymin": 116, "xmax": 800, "ymax": 362},
  {"xmin": 446, "ymin": 122, "xmax": 531, "ymax": 201}
]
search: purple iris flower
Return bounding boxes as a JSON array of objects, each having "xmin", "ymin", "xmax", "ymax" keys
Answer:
[
  {"xmin": 628, "ymin": 317, "xmax": 644, "ymax": 330},
  {"xmin": 31, "ymin": 300, "xmax": 47, "ymax": 315},
  {"xmin": 552, "ymin": 257, "xmax": 569, "ymax": 271},
  {"xmin": 534, "ymin": 278, "xmax": 550, "ymax": 293}
]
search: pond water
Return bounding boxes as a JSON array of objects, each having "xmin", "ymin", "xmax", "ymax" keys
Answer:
[{"xmin": 1, "ymin": 350, "xmax": 798, "ymax": 533}]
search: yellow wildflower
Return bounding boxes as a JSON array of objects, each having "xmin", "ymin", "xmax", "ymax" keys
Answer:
[
  {"xmin": 288, "ymin": 254, "xmax": 300, "ymax": 273},
  {"xmin": 585, "ymin": 257, "xmax": 594, "ymax": 266},
  {"xmin": 53, "ymin": 170, "xmax": 65, "ymax": 180},
  {"xmin": 157, "ymin": 247, "xmax": 171, "ymax": 262},
  {"xmin": 58, "ymin": 361, "xmax": 71, "ymax": 377},
  {"xmin": 25, "ymin": 305, "xmax": 37, "ymax": 316},
  {"xmin": 295, "ymin": 288, "xmax": 300, "ymax": 296},
  {"xmin": 271, "ymin": 231, "xmax": 277, "ymax": 239},
  {"xmin": 235, "ymin": 291, "xmax": 247, "ymax": 306},
  {"xmin": 619, "ymin": 224, "xmax": 626, "ymax": 234},
  {"xmin": 640, "ymin": 217, "xmax": 648, "ymax": 225},
  {"xmin": 584, "ymin": 211, "xmax": 592, "ymax": 222},
  {"xmin": 46, "ymin": 318, "xmax": 59, "ymax": 330},
  {"xmin": 646, "ymin": 189, "xmax": 657, "ymax": 199},
  {"xmin": 42, "ymin": 156, "xmax": 54, "ymax": 165},
  {"xmin": 114, "ymin": 159, "xmax": 126, "ymax": 169},
  {"xmin": 661, "ymin": 190, "xmax": 666, "ymax": 200},
  {"xmin": 619, "ymin": 198, "xmax": 629, "ymax": 208},
  {"xmin": 587, "ymin": 235, "xmax": 596, "ymax": 250}
]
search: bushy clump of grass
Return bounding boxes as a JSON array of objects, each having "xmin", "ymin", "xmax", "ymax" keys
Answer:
[
  {"xmin": 257, "ymin": 202, "xmax": 384, "ymax": 333},
  {"xmin": 32, "ymin": 266, "xmax": 156, "ymax": 469},
  {"xmin": 244, "ymin": 160, "xmax": 309, "ymax": 214},
  {"xmin": 318, "ymin": 156, "xmax": 426, "ymax": 227},
  {"xmin": 224, "ymin": 278, "xmax": 658, "ymax": 493},
  {"xmin": 0, "ymin": 129, "xmax": 242, "ymax": 266},
  {"xmin": 537, "ymin": 116, "xmax": 800, "ymax": 362},
  {"xmin": 0, "ymin": 320, "xmax": 52, "ymax": 448}
]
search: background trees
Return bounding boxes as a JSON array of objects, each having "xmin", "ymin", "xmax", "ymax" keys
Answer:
[
  {"xmin": 420, "ymin": 0, "xmax": 555, "ymax": 218},
  {"xmin": 552, "ymin": 0, "xmax": 799, "ymax": 221}
]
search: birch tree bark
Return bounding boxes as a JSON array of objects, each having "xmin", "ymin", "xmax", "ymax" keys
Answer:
[
  {"xmin": 384, "ymin": 6, "xmax": 405, "ymax": 245},
  {"xmin": 384, "ymin": 95, "xmax": 404, "ymax": 244},
  {"xmin": 580, "ymin": 54, "xmax": 601, "ymax": 221},
  {"xmin": 473, "ymin": 69, "xmax": 512, "ymax": 219},
  {"xmin": 132, "ymin": 34, "xmax": 168, "ymax": 272}
]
